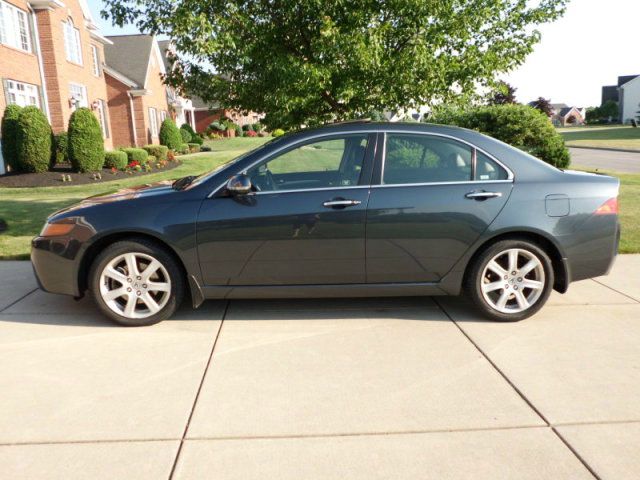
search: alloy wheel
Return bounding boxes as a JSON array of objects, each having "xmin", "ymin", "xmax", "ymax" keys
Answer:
[
  {"xmin": 480, "ymin": 248, "xmax": 546, "ymax": 314},
  {"xmin": 99, "ymin": 252, "xmax": 171, "ymax": 319}
]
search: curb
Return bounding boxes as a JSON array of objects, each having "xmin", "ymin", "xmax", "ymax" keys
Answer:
[{"xmin": 568, "ymin": 145, "xmax": 640, "ymax": 154}]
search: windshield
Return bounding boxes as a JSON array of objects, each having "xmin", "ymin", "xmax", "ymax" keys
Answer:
[{"xmin": 183, "ymin": 137, "xmax": 281, "ymax": 190}]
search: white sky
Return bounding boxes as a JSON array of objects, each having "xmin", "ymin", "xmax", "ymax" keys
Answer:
[{"xmin": 89, "ymin": 0, "xmax": 639, "ymax": 108}]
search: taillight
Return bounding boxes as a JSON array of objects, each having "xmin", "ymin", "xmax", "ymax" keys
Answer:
[{"xmin": 595, "ymin": 197, "xmax": 619, "ymax": 215}]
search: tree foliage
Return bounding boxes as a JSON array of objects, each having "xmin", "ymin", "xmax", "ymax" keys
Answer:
[
  {"xmin": 1, "ymin": 104, "xmax": 23, "ymax": 171},
  {"xmin": 530, "ymin": 97, "xmax": 554, "ymax": 117},
  {"xmin": 487, "ymin": 81, "xmax": 518, "ymax": 106},
  {"xmin": 430, "ymin": 104, "xmax": 570, "ymax": 168},
  {"xmin": 15, "ymin": 106, "xmax": 53, "ymax": 173},
  {"xmin": 585, "ymin": 100, "xmax": 619, "ymax": 124},
  {"xmin": 159, "ymin": 118, "xmax": 183, "ymax": 150},
  {"xmin": 101, "ymin": 0, "xmax": 568, "ymax": 129}
]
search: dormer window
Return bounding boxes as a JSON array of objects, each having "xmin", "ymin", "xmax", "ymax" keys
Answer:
[{"xmin": 63, "ymin": 18, "xmax": 82, "ymax": 65}]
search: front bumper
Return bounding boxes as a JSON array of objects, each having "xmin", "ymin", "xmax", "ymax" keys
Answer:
[{"xmin": 31, "ymin": 236, "xmax": 82, "ymax": 297}]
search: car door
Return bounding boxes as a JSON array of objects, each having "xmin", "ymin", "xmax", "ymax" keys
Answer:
[
  {"xmin": 366, "ymin": 132, "xmax": 513, "ymax": 283},
  {"xmin": 196, "ymin": 133, "xmax": 375, "ymax": 286}
]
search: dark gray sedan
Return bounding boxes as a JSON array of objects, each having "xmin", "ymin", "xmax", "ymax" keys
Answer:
[{"xmin": 32, "ymin": 122, "xmax": 620, "ymax": 326}]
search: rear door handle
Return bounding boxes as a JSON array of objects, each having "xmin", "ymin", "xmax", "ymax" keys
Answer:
[
  {"xmin": 465, "ymin": 191, "xmax": 502, "ymax": 200},
  {"xmin": 323, "ymin": 199, "xmax": 362, "ymax": 208}
]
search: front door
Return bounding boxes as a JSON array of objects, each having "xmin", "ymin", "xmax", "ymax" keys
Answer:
[
  {"xmin": 197, "ymin": 133, "xmax": 374, "ymax": 286},
  {"xmin": 366, "ymin": 133, "xmax": 513, "ymax": 283}
]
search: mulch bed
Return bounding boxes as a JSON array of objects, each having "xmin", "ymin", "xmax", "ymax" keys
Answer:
[{"xmin": 0, "ymin": 161, "xmax": 181, "ymax": 188}]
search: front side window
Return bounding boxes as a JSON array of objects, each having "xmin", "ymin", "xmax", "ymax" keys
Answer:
[
  {"xmin": 383, "ymin": 134, "xmax": 472, "ymax": 185},
  {"xmin": 90, "ymin": 44, "xmax": 100, "ymax": 76},
  {"xmin": 6, "ymin": 79, "xmax": 39, "ymax": 106},
  {"xmin": 0, "ymin": 1, "xmax": 31, "ymax": 52},
  {"xmin": 63, "ymin": 19, "xmax": 82, "ymax": 64},
  {"xmin": 69, "ymin": 83, "xmax": 87, "ymax": 110},
  {"xmin": 149, "ymin": 107, "xmax": 158, "ymax": 137},
  {"xmin": 246, "ymin": 134, "xmax": 368, "ymax": 192}
]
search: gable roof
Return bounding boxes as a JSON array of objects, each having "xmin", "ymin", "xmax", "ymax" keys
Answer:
[
  {"xmin": 551, "ymin": 103, "xmax": 569, "ymax": 110},
  {"xmin": 618, "ymin": 75, "xmax": 640, "ymax": 87},
  {"xmin": 104, "ymin": 35, "xmax": 156, "ymax": 89}
]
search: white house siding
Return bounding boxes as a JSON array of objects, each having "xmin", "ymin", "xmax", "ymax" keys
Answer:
[{"xmin": 620, "ymin": 76, "xmax": 640, "ymax": 124}]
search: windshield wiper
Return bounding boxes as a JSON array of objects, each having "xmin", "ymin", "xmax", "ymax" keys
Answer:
[{"xmin": 172, "ymin": 175, "xmax": 197, "ymax": 190}]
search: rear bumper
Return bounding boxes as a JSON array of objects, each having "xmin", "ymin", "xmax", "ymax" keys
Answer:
[
  {"xmin": 31, "ymin": 236, "xmax": 81, "ymax": 297},
  {"xmin": 567, "ymin": 216, "xmax": 619, "ymax": 283}
]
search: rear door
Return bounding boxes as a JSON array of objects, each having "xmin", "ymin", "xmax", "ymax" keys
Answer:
[{"xmin": 366, "ymin": 132, "xmax": 513, "ymax": 283}]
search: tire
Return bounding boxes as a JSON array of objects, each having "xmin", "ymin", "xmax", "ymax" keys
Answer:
[
  {"xmin": 465, "ymin": 239, "xmax": 554, "ymax": 322},
  {"xmin": 89, "ymin": 238, "xmax": 185, "ymax": 326}
]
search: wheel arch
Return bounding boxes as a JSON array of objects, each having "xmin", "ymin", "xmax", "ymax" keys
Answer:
[
  {"xmin": 464, "ymin": 230, "xmax": 569, "ymax": 293},
  {"xmin": 77, "ymin": 231, "xmax": 192, "ymax": 299}
]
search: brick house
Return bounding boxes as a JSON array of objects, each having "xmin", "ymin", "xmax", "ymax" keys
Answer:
[
  {"xmin": 192, "ymin": 95, "xmax": 263, "ymax": 134},
  {"xmin": 158, "ymin": 40, "xmax": 196, "ymax": 131},
  {"xmin": 103, "ymin": 34, "xmax": 170, "ymax": 148},
  {"xmin": 0, "ymin": 0, "xmax": 113, "ymax": 172}
]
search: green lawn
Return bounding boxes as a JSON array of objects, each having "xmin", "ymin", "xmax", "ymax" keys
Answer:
[
  {"xmin": 0, "ymin": 137, "xmax": 269, "ymax": 260},
  {"xmin": 1, "ymin": 136, "xmax": 638, "ymax": 260},
  {"xmin": 559, "ymin": 125, "xmax": 640, "ymax": 151}
]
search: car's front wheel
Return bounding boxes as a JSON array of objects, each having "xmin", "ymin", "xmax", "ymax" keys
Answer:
[
  {"xmin": 89, "ymin": 239, "xmax": 184, "ymax": 326},
  {"xmin": 466, "ymin": 240, "xmax": 554, "ymax": 322}
]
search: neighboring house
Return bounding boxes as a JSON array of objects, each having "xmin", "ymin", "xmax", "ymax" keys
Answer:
[
  {"xmin": 527, "ymin": 101, "xmax": 585, "ymax": 126},
  {"xmin": 191, "ymin": 95, "xmax": 263, "ymax": 133},
  {"xmin": 0, "ymin": 0, "xmax": 113, "ymax": 172},
  {"xmin": 103, "ymin": 34, "xmax": 170, "ymax": 147},
  {"xmin": 158, "ymin": 40, "xmax": 196, "ymax": 130},
  {"xmin": 600, "ymin": 74, "xmax": 640, "ymax": 124}
]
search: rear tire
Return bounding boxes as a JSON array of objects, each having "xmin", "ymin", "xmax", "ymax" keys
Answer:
[
  {"xmin": 465, "ymin": 239, "xmax": 554, "ymax": 322},
  {"xmin": 89, "ymin": 239, "xmax": 184, "ymax": 326}
]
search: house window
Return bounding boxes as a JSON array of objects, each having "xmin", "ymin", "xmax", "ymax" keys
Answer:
[
  {"xmin": 5, "ymin": 79, "xmax": 39, "ymax": 107},
  {"xmin": 90, "ymin": 45, "xmax": 100, "ymax": 76},
  {"xmin": 63, "ymin": 18, "xmax": 82, "ymax": 65},
  {"xmin": 0, "ymin": 0, "xmax": 32, "ymax": 52},
  {"xmin": 96, "ymin": 99, "xmax": 109, "ymax": 138},
  {"xmin": 69, "ymin": 83, "xmax": 87, "ymax": 110},
  {"xmin": 160, "ymin": 110, "xmax": 167, "ymax": 122},
  {"xmin": 149, "ymin": 107, "xmax": 158, "ymax": 137}
]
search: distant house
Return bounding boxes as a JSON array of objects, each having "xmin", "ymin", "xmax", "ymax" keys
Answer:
[
  {"xmin": 601, "ymin": 74, "xmax": 640, "ymax": 124},
  {"xmin": 158, "ymin": 40, "xmax": 196, "ymax": 130},
  {"xmin": 190, "ymin": 96, "xmax": 263, "ymax": 133},
  {"xmin": 527, "ymin": 101, "xmax": 585, "ymax": 126},
  {"xmin": 103, "ymin": 34, "xmax": 170, "ymax": 147}
]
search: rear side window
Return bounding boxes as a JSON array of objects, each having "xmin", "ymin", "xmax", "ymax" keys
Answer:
[
  {"xmin": 383, "ymin": 134, "xmax": 472, "ymax": 184},
  {"xmin": 475, "ymin": 151, "xmax": 509, "ymax": 181}
]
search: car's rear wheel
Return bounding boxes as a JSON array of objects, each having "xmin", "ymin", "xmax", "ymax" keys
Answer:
[
  {"xmin": 89, "ymin": 239, "xmax": 184, "ymax": 326},
  {"xmin": 466, "ymin": 240, "xmax": 554, "ymax": 322}
]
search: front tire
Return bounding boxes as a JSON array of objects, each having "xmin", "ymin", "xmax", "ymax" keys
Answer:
[
  {"xmin": 89, "ymin": 239, "xmax": 184, "ymax": 326},
  {"xmin": 465, "ymin": 240, "xmax": 554, "ymax": 322}
]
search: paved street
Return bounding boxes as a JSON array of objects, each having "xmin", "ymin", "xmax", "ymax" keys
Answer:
[
  {"xmin": 1, "ymin": 257, "xmax": 639, "ymax": 479},
  {"xmin": 569, "ymin": 147, "xmax": 640, "ymax": 174}
]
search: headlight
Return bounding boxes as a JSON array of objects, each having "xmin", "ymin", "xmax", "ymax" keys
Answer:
[{"xmin": 39, "ymin": 221, "xmax": 75, "ymax": 237}]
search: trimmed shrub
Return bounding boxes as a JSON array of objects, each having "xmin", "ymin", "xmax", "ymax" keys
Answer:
[
  {"xmin": 15, "ymin": 106, "xmax": 52, "ymax": 173},
  {"xmin": 1, "ymin": 104, "xmax": 23, "ymax": 171},
  {"xmin": 159, "ymin": 118, "xmax": 182, "ymax": 150},
  {"xmin": 52, "ymin": 132, "xmax": 69, "ymax": 167},
  {"xmin": 252, "ymin": 122, "xmax": 263, "ymax": 132},
  {"xmin": 68, "ymin": 108, "xmax": 105, "ymax": 172},
  {"xmin": 208, "ymin": 121, "xmax": 226, "ymax": 132},
  {"xmin": 120, "ymin": 147, "xmax": 149, "ymax": 164},
  {"xmin": 190, "ymin": 133, "xmax": 203, "ymax": 145},
  {"xmin": 176, "ymin": 143, "xmax": 189, "ymax": 154},
  {"xmin": 272, "ymin": 128, "xmax": 285, "ymax": 137},
  {"xmin": 187, "ymin": 142, "xmax": 201, "ymax": 153},
  {"xmin": 234, "ymin": 124, "xmax": 243, "ymax": 137},
  {"xmin": 242, "ymin": 124, "xmax": 253, "ymax": 132},
  {"xmin": 143, "ymin": 144, "xmax": 168, "ymax": 161},
  {"xmin": 180, "ymin": 128, "xmax": 192, "ymax": 143},
  {"xmin": 104, "ymin": 150, "xmax": 128, "ymax": 170},
  {"xmin": 180, "ymin": 123, "xmax": 196, "ymax": 138},
  {"xmin": 430, "ymin": 104, "xmax": 570, "ymax": 168}
]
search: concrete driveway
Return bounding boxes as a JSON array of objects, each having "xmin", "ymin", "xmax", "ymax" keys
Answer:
[
  {"xmin": 1, "ymin": 257, "xmax": 639, "ymax": 479},
  {"xmin": 569, "ymin": 147, "xmax": 640, "ymax": 173}
]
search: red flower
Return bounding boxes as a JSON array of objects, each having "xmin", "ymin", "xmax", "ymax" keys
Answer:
[{"xmin": 128, "ymin": 160, "xmax": 140, "ymax": 168}]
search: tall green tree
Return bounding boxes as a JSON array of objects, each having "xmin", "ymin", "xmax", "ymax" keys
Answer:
[
  {"xmin": 487, "ymin": 81, "xmax": 518, "ymax": 106},
  {"xmin": 102, "ymin": 0, "xmax": 568, "ymax": 129}
]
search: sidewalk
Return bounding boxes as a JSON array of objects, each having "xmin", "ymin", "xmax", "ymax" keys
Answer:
[{"xmin": 1, "ymin": 257, "xmax": 639, "ymax": 479}]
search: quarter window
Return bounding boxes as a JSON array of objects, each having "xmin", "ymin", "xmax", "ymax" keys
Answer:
[
  {"xmin": 5, "ymin": 79, "xmax": 39, "ymax": 107},
  {"xmin": 246, "ymin": 134, "xmax": 368, "ymax": 192},
  {"xmin": 0, "ymin": 0, "xmax": 31, "ymax": 52},
  {"xmin": 63, "ymin": 19, "xmax": 82, "ymax": 64},
  {"xmin": 383, "ymin": 134, "xmax": 472, "ymax": 184},
  {"xmin": 475, "ymin": 151, "xmax": 509, "ymax": 181}
]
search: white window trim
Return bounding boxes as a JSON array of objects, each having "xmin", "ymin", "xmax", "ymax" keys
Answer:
[
  {"xmin": 5, "ymin": 79, "xmax": 39, "ymax": 107},
  {"xmin": 160, "ymin": 110, "xmax": 167, "ymax": 122},
  {"xmin": 63, "ymin": 19, "xmax": 82, "ymax": 65},
  {"xmin": 0, "ymin": 0, "xmax": 32, "ymax": 53},
  {"xmin": 149, "ymin": 107, "xmax": 158, "ymax": 137},
  {"xmin": 69, "ymin": 82, "xmax": 87, "ymax": 110},
  {"xmin": 90, "ymin": 44, "xmax": 100, "ymax": 77},
  {"xmin": 96, "ymin": 99, "xmax": 109, "ymax": 139}
]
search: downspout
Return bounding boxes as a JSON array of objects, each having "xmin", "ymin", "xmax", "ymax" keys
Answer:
[
  {"xmin": 128, "ymin": 92, "xmax": 138, "ymax": 146},
  {"xmin": 28, "ymin": 5, "xmax": 51, "ymax": 123}
]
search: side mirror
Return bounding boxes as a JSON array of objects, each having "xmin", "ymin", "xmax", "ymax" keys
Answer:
[{"xmin": 226, "ymin": 174, "xmax": 252, "ymax": 195}]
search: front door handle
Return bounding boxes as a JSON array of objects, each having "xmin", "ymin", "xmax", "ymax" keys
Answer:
[
  {"xmin": 465, "ymin": 191, "xmax": 503, "ymax": 200},
  {"xmin": 323, "ymin": 199, "xmax": 362, "ymax": 208}
]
